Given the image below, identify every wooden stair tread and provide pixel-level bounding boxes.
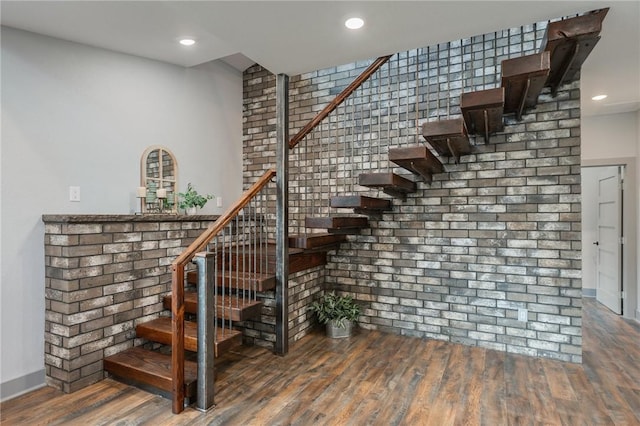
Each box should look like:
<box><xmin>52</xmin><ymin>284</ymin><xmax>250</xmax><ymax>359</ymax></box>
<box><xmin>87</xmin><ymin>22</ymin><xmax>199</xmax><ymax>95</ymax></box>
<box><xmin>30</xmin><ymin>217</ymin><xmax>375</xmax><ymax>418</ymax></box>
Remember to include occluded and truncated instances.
<box><xmin>186</xmin><ymin>270</ymin><xmax>275</xmax><ymax>292</ymax></box>
<box><xmin>163</xmin><ymin>292</ymin><xmax>263</xmax><ymax>322</ymax></box>
<box><xmin>388</xmin><ymin>146</ymin><xmax>444</xmax><ymax>182</ymax></box>
<box><xmin>330</xmin><ymin>195</ymin><xmax>392</xmax><ymax>211</ymax></box>
<box><xmin>305</xmin><ymin>216</ymin><xmax>369</xmax><ymax>232</ymax></box>
<box><xmin>461</xmin><ymin>88</ymin><xmax>505</xmax><ymax>142</ymax></box>
<box><xmin>289</xmin><ymin>233</ymin><xmax>347</xmax><ymax>250</ymax></box>
<box><xmin>186</xmin><ymin>252</ymin><xmax>325</xmax><ymax>282</ymax></box>
<box><xmin>542</xmin><ymin>8</ymin><xmax>608</xmax><ymax>95</ymax></box>
<box><xmin>501</xmin><ymin>51</ymin><xmax>550</xmax><ymax>120</ymax></box>
<box><xmin>359</xmin><ymin>172</ymin><xmax>417</xmax><ymax>198</ymax></box>
<box><xmin>136</xmin><ymin>317</ymin><xmax>242</xmax><ymax>356</ymax></box>
<box><xmin>104</xmin><ymin>347</ymin><xmax>197</xmax><ymax>398</ymax></box>
<box><xmin>421</xmin><ymin>118</ymin><xmax>471</xmax><ymax>158</ymax></box>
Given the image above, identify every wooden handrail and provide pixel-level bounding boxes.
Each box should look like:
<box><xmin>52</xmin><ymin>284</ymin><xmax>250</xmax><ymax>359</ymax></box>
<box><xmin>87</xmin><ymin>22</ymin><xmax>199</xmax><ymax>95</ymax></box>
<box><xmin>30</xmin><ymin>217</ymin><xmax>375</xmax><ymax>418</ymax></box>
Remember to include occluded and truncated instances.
<box><xmin>173</xmin><ymin>168</ymin><xmax>276</xmax><ymax>268</ymax></box>
<box><xmin>288</xmin><ymin>55</ymin><xmax>393</xmax><ymax>149</ymax></box>
<box><xmin>169</xmin><ymin>167</ymin><xmax>276</xmax><ymax>413</ymax></box>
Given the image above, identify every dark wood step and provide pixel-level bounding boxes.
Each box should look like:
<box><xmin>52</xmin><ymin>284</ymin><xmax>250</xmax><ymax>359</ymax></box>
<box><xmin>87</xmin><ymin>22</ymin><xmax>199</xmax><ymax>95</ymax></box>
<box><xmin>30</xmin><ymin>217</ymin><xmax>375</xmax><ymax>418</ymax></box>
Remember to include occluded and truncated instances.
<box><xmin>289</xmin><ymin>233</ymin><xmax>347</xmax><ymax>250</ymax></box>
<box><xmin>104</xmin><ymin>347</ymin><xmax>197</xmax><ymax>399</ymax></box>
<box><xmin>461</xmin><ymin>88</ymin><xmax>505</xmax><ymax>143</ymax></box>
<box><xmin>163</xmin><ymin>292</ymin><xmax>263</xmax><ymax>322</ymax></box>
<box><xmin>421</xmin><ymin>118</ymin><xmax>471</xmax><ymax>162</ymax></box>
<box><xmin>358</xmin><ymin>172</ymin><xmax>417</xmax><ymax>199</ymax></box>
<box><xmin>330</xmin><ymin>195</ymin><xmax>392</xmax><ymax>214</ymax></box>
<box><xmin>186</xmin><ymin>270</ymin><xmax>275</xmax><ymax>292</ymax></box>
<box><xmin>541</xmin><ymin>8</ymin><xmax>608</xmax><ymax>96</ymax></box>
<box><xmin>501</xmin><ymin>51</ymin><xmax>550</xmax><ymax>120</ymax></box>
<box><xmin>305</xmin><ymin>216</ymin><xmax>369</xmax><ymax>233</ymax></box>
<box><xmin>136</xmin><ymin>317</ymin><xmax>242</xmax><ymax>357</ymax></box>
<box><xmin>388</xmin><ymin>146</ymin><xmax>444</xmax><ymax>183</ymax></box>
<box><xmin>215</xmin><ymin>244</ymin><xmax>323</xmax><ymax>275</ymax></box>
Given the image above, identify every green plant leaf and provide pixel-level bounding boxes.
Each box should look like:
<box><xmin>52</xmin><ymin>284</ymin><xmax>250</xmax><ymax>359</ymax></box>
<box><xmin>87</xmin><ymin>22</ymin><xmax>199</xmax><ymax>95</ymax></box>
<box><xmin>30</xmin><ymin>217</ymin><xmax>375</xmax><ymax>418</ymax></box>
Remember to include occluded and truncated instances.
<box><xmin>309</xmin><ymin>291</ymin><xmax>361</xmax><ymax>328</ymax></box>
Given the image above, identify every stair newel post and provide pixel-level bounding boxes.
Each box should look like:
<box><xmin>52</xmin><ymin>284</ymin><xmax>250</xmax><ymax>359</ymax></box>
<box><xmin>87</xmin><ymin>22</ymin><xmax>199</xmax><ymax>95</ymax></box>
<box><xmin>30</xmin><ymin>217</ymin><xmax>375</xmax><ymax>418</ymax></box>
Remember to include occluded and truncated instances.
<box><xmin>193</xmin><ymin>252</ymin><xmax>216</xmax><ymax>412</ymax></box>
<box><xmin>275</xmin><ymin>73</ymin><xmax>290</xmax><ymax>355</ymax></box>
<box><xmin>170</xmin><ymin>263</ymin><xmax>185</xmax><ymax>413</ymax></box>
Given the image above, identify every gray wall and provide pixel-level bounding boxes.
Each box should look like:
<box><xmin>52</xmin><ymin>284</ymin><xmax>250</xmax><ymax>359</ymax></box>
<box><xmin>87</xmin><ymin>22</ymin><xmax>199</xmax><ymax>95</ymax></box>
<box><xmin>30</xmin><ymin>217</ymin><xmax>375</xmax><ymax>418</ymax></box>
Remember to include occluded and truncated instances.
<box><xmin>1</xmin><ymin>27</ymin><xmax>243</xmax><ymax>399</ymax></box>
<box><xmin>244</xmin><ymin>24</ymin><xmax>584</xmax><ymax>362</ymax></box>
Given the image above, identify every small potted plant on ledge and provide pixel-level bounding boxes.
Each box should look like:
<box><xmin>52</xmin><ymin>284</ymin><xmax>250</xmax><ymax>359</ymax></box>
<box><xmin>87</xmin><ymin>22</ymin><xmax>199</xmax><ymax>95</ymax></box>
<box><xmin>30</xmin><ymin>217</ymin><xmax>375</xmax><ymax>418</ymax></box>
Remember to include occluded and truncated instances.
<box><xmin>310</xmin><ymin>291</ymin><xmax>361</xmax><ymax>338</ymax></box>
<box><xmin>178</xmin><ymin>183</ymin><xmax>213</xmax><ymax>215</ymax></box>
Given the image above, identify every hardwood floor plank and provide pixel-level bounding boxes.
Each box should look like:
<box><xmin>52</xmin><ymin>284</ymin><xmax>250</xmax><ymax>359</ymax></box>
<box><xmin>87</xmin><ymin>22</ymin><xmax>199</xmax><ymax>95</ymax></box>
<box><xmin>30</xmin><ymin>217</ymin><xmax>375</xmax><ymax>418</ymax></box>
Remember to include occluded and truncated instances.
<box><xmin>2</xmin><ymin>300</ymin><xmax>639</xmax><ymax>425</ymax></box>
<box><xmin>480</xmin><ymin>349</ymin><xmax>507</xmax><ymax>424</ymax></box>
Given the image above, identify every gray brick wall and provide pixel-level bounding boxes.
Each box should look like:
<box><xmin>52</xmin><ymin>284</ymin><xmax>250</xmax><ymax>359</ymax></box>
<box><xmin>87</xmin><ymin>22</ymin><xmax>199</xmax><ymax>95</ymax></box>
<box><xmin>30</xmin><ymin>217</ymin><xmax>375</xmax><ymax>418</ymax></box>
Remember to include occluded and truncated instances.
<box><xmin>244</xmin><ymin>21</ymin><xmax>583</xmax><ymax>362</ymax></box>
<box><xmin>43</xmin><ymin>215</ymin><xmax>218</xmax><ymax>392</ymax></box>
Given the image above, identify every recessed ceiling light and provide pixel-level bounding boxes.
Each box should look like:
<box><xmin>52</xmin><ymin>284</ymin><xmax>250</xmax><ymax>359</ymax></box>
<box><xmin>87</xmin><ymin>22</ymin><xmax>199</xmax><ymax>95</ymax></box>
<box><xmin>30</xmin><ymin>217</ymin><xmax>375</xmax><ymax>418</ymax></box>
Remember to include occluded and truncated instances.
<box><xmin>179</xmin><ymin>38</ymin><xmax>196</xmax><ymax>46</ymax></box>
<box><xmin>345</xmin><ymin>17</ymin><xmax>364</xmax><ymax>30</ymax></box>
<box><xmin>591</xmin><ymin>94</ymin><xmax>607</xmax><ymax>101</ymax></box>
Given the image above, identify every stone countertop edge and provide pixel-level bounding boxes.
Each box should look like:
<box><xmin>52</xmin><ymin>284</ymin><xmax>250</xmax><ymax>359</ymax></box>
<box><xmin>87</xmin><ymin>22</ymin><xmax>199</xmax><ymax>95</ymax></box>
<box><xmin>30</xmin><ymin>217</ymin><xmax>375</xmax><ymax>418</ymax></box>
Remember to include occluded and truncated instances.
<box><xmin>42</xmin><ymin>214</ymin><xmax>221</xmax><ymax>223</ymax></box>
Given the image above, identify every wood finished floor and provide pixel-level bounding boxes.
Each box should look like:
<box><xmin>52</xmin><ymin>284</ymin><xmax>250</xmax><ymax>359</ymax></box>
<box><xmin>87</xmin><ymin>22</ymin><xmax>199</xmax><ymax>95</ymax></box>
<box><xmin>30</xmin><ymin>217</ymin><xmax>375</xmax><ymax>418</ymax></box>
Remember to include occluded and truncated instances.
<box><xmin>2</xmin><ymin>298</ymin><xmax>639</xmax><ymax>425</ymax></box>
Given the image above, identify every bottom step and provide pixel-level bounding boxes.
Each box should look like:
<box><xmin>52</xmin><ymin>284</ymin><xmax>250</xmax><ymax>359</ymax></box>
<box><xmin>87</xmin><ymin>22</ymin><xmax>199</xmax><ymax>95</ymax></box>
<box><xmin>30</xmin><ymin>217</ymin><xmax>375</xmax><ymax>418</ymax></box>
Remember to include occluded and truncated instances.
<box><xmin>104</xmin><ymin>346</ymin><xmax>197</xmax><ymax>398</ymax></box>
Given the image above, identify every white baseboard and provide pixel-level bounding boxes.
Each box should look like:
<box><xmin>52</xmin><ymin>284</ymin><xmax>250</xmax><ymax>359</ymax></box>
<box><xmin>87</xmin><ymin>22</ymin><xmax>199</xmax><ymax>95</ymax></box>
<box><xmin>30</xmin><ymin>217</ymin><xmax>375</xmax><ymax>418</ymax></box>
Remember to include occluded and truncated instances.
<box><xmin>0</xmin><ymin>369</ymin><xmax>45</xmax><ymax>402</ymax></box>
<box><xmin>582</xmin><ymin>288</ymin><xmax>596</xmax><ymax>298</ymax></box>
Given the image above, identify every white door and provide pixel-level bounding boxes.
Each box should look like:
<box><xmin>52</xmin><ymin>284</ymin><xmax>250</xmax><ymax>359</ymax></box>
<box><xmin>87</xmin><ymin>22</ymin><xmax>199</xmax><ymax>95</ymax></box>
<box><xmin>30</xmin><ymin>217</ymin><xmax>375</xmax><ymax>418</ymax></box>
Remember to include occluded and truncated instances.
<box><xmin>595</xmin><ymin>166</ymin><xmax>623</xmax><ymax>314</ymax></box>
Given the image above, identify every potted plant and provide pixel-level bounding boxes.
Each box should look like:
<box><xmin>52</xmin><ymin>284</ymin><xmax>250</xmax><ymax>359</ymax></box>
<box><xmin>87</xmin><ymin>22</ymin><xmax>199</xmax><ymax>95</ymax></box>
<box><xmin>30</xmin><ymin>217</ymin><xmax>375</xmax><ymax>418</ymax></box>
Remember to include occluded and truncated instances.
<box><xmin>310</xmin><ymin>291</ymin><xmax>361</xmax><ymax>338</ymax></box>
<box><xmin>178</xmin><ymin>183</ymin><xmax>213</xmax><ymax>215</ymax></box>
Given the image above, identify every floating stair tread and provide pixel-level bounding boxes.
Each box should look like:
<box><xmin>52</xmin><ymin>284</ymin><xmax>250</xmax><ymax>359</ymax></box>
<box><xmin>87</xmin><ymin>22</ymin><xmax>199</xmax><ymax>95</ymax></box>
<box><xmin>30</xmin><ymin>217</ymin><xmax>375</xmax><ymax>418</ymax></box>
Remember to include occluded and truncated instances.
<box><xmin>330</xmin><ymin>195</ymin><xmax>392</xmax><ymax>211</ymax></box>
<box><xmin>305</xmin><ymin>216</ymin><xmax>369</xmax><ymax>230</ymax></box>
<box><xmin>103</xmin><ymin>347</ymin><xmax>197</xmax><ymax>398</ymax></box>
<box><xmin>359</xmin><ymin>172</ymin><xmax>417</xmax><ymax>199</ymax></box>
<box><xmin>388</xmin><ymin>146</ymin><xmax>444</xmax><ymax>182</ymax></box>
<box><xmin>163</xmin><ymin>292</ymin><xmax>263</xmax><ymax>322</ymax></box>
<box><xmin>186</xmin><ymin>248</ymin><xmax>325</xmax><ymax>279</ymax></box>
<box><xmin>186</xmin><ymin>270</ymin><xmax>275</xmax><ymax>292</ymax></box>
<box><xmin>136</xmin><ymin>317</ymin><xmax>242</xmax><ymax>356</ymax></box>
<box><xmin>359</xmin><ymin>172</ymin><xmax>417</xmax><ymax>193</ymax></box>
<box><xmin>461</xmin><ymin>88</ymin><xmax>505</xmax><ymax>139</ymax></box>
<box><xmin>542</xmin><ymin>8</ymin><xmax>608</xmax><ymax>92</ymax></box>
<box><xmin>421</xmin><ymin>118</ymin><xmax>471</xmax><ymax>157</ymax></box>
<box><xmin>501</xmin><ymin>51</ymin><xmax>550</xmax><ymax>116</ymax></box>
<box><xmin>289</xmin><ymin>233</ymin><xmax>347</xmax><ymax>250</ymax></box>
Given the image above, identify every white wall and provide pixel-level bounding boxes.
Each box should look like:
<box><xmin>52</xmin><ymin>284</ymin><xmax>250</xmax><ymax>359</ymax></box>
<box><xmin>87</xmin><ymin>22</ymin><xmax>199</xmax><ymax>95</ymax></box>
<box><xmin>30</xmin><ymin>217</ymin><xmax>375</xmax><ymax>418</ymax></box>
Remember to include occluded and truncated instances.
<box><xmin>637</xmin><ymin>110</ymin><xmax>640</xmax><ymax>320</ymax></box>
<box><xmin>582</xmin><ymin>110</ymin><xmax>639</xmax><ymax>321</ymax></box>
<box><xmin>0</xmin><ymin>27</ymin><xmax>243</xmax><ymax>398</ymax></box>
<box><xmin>582</xmin><ymin>112</ymin><xmax>638</xmax><ymax>160</ymax></box>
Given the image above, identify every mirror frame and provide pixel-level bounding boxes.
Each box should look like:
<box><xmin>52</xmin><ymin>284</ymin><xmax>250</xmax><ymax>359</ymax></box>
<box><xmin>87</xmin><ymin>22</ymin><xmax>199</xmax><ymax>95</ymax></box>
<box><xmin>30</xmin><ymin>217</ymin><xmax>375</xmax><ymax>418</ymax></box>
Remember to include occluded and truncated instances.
<box><xmin>140</xmin><ymin>145</ymin><xmax>178</xmax><ymax>213</ymax></box>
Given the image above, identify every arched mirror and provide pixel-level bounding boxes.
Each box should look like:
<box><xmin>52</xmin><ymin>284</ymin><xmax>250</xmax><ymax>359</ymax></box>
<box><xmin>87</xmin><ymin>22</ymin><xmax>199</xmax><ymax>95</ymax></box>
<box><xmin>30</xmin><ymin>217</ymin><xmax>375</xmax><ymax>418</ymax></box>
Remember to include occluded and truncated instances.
<box><xmin>140</xmin><ymin>146</ymin><xmax>178</xmax><ymax>213</ymax></box>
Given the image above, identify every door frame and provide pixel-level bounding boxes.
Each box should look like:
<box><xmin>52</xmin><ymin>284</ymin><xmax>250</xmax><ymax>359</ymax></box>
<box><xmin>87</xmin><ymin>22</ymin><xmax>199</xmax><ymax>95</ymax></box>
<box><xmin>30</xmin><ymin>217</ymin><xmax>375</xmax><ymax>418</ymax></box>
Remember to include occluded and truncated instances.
<box><xmin>582</xmin><ymin>157</ymin><xmax>637</xmax><ymax>321</ymax></box>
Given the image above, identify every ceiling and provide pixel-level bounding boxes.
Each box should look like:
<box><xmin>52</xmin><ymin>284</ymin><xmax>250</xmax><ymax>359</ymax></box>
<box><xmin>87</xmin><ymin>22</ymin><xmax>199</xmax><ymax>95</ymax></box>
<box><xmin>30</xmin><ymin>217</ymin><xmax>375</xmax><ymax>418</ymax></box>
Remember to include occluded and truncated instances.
<box><xmin>1</xmin><ymin>1</ymin><xmax>638</xmax><ymax>117</ymax></box>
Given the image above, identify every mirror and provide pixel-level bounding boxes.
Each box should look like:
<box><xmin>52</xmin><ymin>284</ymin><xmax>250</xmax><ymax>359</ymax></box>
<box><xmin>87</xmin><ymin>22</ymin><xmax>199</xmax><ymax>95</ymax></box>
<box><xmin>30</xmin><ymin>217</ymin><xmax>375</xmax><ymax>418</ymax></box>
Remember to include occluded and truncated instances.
<box><xmin>141</xmin><ymin>146</ymin><xmax>178</xmax><ymax>213</ymax></box>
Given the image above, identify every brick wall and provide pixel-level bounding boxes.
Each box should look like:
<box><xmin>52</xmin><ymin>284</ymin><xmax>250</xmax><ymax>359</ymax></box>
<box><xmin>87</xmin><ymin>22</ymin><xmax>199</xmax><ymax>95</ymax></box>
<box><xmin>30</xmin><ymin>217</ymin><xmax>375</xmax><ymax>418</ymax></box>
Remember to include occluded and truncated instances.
<box><xmin>43</xmin><ymin>215</ymin><xmax>218</xmax><ymax>392</ymax></box>
<box><xmin>243</xmin><ymin>22</ymin><xmax>583</xmax><ymax>362</ymax></box>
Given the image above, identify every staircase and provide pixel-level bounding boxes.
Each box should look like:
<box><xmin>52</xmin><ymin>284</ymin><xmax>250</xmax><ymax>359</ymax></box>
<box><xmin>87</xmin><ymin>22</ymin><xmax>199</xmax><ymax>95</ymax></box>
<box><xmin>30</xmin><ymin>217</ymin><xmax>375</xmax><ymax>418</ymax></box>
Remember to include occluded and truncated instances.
<box><xmin>104</xmin><ymin>241</ymin><xmax>328</xmax><ymax>395</ymax></box>
<box><xmin>102</xmin><ymin>7</ymin><xmax>606</xmax><ymax>415</ymax></box>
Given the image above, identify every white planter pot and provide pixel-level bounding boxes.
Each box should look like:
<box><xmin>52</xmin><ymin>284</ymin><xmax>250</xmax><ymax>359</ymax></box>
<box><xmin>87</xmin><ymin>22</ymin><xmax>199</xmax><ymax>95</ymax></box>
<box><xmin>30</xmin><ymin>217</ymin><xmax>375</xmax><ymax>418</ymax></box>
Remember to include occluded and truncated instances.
<box><xmin>326</xmin><ymin>319</ymin><xmax>354</xmax><ymax>338</ymax></box>
<box><xmin>185</xmin><ymin>206</ymin><xmax>197</xmax><ymax>215</ymax></box>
